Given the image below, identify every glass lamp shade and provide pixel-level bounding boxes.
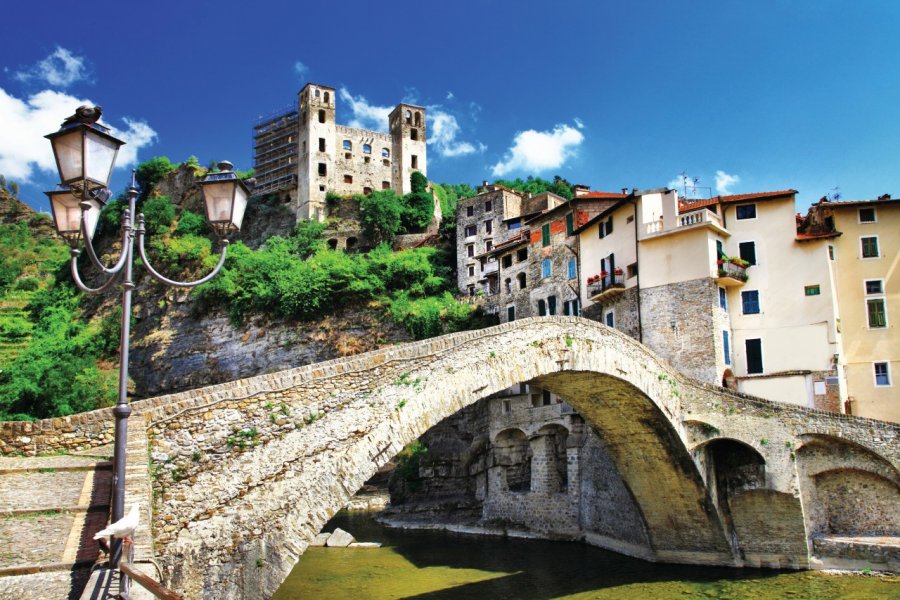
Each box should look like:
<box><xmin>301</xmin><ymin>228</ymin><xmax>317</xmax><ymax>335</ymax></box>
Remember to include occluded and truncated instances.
<box><xmin>45</xmin><ymin>189</ymin><xmax>103</xmax><ymax>243</ymax></box>
<box><xmin>45</xmin><ymin>123</ymin><xmax>124</xmax><ymax>191</ymax></box>
<box><xmin>199</xmin><ymin>167</ymin><xmax>250</xmax><ymax>235</ymax></box>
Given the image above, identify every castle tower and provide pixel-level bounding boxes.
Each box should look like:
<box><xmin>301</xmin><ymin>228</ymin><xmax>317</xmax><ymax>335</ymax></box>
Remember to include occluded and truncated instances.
<box><xmin>297</xmin><ymin>83</ymin><xmax>336</xmax><ymax>221</ymax></box>
<box><xmin>389</xmin><ymin>104</ymin><xmax>427</xmax><ymax>195</ymax></box>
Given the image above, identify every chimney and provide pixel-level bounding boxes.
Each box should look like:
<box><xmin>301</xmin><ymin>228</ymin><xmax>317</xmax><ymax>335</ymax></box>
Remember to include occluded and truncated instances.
<box><xmin>621</xmin><ymin>188</ymin><xmax>628</xmax><ymax>195</ymax></box>
<box><xmin>573</xmin><ymin>184</ymin><xmax>590</xmax><ymax>197</ymax></box>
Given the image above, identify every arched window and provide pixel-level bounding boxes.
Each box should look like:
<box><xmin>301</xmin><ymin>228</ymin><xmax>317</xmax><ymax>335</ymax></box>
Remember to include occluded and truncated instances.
<box><xmin>323</xmin><ymin>91</ymin><xmax>330</xmax><ymax>103</ymax></box>
<box><xmin>494</xmin><ymin>429</ymin><xmax>531</xmax><ymax>493</ymax></box>
<box><xmin>314</xmin><ymin>88</ymin><xmax>320</xmax><ymax>97</ymax></box>
<box><xmin>405</xmin><ymin>109</ymin><xmax>412</xmax><ymax>123</ymax></box>
<box><xmin>382</xmin><ymin>148</ymin><xmax>390</xmax><ymax>158</ymax></box>
<box><xmin>363</xmin><ymin>144</ymin><xmax>372</xmax><ymax>154</ymax></box>
<box><xmin>346</xmin><ymin>237</ymin><xmax>358</xmax><ymax>250</ymax></box>
<box><xmin>343</xmin><ymin>139</ymin><xmax>352</xmax><ymax>150</ymax></box>
<box><xmin>517</xmin><ymin>272</ymin><xmax>527</xmax><ymax>289</ymax></box>
<box><xmin>410</xmin><ymin>128</ymin><xmax>419</xmax><ymax>141</ymax></box>
<box><xmin>327</xmin><ymin>238</ymin><xmax>338</xmax><ymax>250</ymax></box>
<box><xmin>415</xmin><ymin>112</ymin><xmax>422</xmax><ymax>126</ymax></box>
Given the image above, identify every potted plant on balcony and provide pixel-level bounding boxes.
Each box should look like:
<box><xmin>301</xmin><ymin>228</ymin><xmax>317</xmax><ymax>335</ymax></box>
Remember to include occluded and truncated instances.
<box><xmin>600</xmin><ymin>270</ymin><xmax>609</xmax><ymax>279</ymax></box>
<box><xmin>613</xmin><ymin>267</ymin><xmax>623</xmax><ymax>276</ymax></box>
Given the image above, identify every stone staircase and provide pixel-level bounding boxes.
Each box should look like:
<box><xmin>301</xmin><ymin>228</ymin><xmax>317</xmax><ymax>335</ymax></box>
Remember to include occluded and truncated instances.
<box><xmin>0</xmin><ymin>444</ymin><xmax>113</xmax><ymax>599</ymax></box>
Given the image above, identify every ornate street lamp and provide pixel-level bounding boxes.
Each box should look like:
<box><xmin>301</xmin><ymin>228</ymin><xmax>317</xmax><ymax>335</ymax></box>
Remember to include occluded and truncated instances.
<box><xmin>44</xmin><ymin>109</ymin><xmax>247</xmax><ymax>583</ymax></box>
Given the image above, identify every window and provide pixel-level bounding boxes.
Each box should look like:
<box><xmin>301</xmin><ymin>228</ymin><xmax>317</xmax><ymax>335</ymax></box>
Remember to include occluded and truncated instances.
<box><xmin>517</xmin><ymin>272</ymin><xmax>527</xmax><ymax>289</ymax></box>
<box><xmin>867</xmin><ymin>298</ymin><xmax>887</xmax><ymax>328</ymax></box>
<box><xmin>382</xmin><ymin>181</ymin><xmax>390</xmax><ymax>190</ymax></box>
<box><xmin>345</xmin><ymin>152</ymin><xmax>352</xmax><ymax>160</ymax></box>
<box><xmin>538</xmin><ymin>299</ymin><xmax>547</xmax><ymax>316</ymax></box>
<box><xmin>502</xmin><ymin>400</ymin><xmax>511</xmax><ymax>414</ymax></box>
<box><xmin>568</xmin><ymin>258</ymin><xmax>577</xmax><ymax>279</ymax></box>
<box><xmin>517</xmin><ymin>248</ymin><xmax>528</xmax><ymax>262</ymax></box>
<box><xmin>805</xmin><ymin>285</ymin><xmax>821</xmax><ymax>296</ymax></box>
<box><xmin>547</xmin><ymin>296</ymin><xmax>557</xmax><ymax>315</ymax></box>
<box><xmin>468</xmin><ymin>285</ymin><xmax>475</xmax><ymax>297</ymax></box>
<box><xmin>467</xmin><ymin>265</ymin><xmax>475</xmax><ymax>277</ymax></box>
<box><xmin>741</xmin><ymin>290</ymin><xmax>760</xmax><ymax>314</ymax></box>
<box><xmin>318</xmin><ymin>163</ymin><xmax>326</xmax><ymax>176</ymax></box>
<box><xmin>541</xmin><ymin>258</ymin><xmax>552</xmax><ymax>278</ymax></box>
<box><xmin>343</xmin><ymin>174</ymin><xmax>353</xmax><ymax>184</ymax></box>
<box><xmin>723</xmin><ymin>330</ymin><xmax>731</xmax><ymax>365</ymax></box>
<box><xmin>318</xmin><ymin>138</ymin><xmax>326</xmax><ymax>152</ymax></box>
<box><xmin>738</xmin><ymin>241</ymin><xmax>757</xmax><ymax>265</ymax></box>
<box><xmin>410</xmin><ymin>128</ymin><xmax>419</xmax><ymax>141</ymax></box>
<box><xmin>504</xmin><ymin>278</ymin><xmax>512</xmax><ymax>293</ymax></box>
<box><xmin>485</xmin><ymin>200</ymin><xmax>492</xmax><ymax>212</ymax></box>
<box><xmin>486</xmin><ymin>240</ymin><xmax>493</xmax><ymax>252</ymax></box>
<box><xmin>318</xmin><ymin>110</ymin><xmax>326</xmax><ymax>123</ymax></box>
<box><xmin>563</xmin><ymin>299</ymin><xmax>579</xmax><ymax>316</ymax></box>
<box><xmin>565</xmin><ymin>213</ymin><xmax>574</xmax><ymax>236</ymax></box>
<box><xmin>508</xmin><ymin>219</ymin><xmax>522</xmax><ymax>230</ymax></box>
<box><xmin>466</xmin><ymin>205</ymin><xmax>474</xmax><ymax>217</ymax></box>
<box><xmin>363</xmin><ymin>187</ymin><xmax>372</xmax><ymax>195</ymax></box>
<box><xmin>626</xmin><ymin>215</ymin><xmax>634</xmax><ymax>224</ymax></box>
<box><xmin>323</xmin><ymin>91</ymin><xmax>330</xmax><ymax>103</ymax></box>
<box><xmin>866</xmin><ymin>280</ymin><xmax>884</xmax><ymax>294</ymax></box>
<box><xmin>828</xmin><ymin>245</ymin><xmax>834</xmax><ymax>260</ymax></box>
<box><xmin>605</xmin><ymin>217</ymin><xmax>613</xmax><ymax>235</ymax></box>
<box><xmin>382</xmin><ymin>148</ymin><xmax>390</xmax><ymax>158</ymax></box>
<box><xmin>464</xmin><ymin>224</ymin><xmax>477</xmax><ymax>237</ymax></box>
<box><xmin>719</xmin><ymin>287</ymin><xmax>727</xmax><ymax>310</ymax></box>
<box><xmin>485</xmin><ymin>220</ymin><xmax>493</xmax><ymax>234</ymax></box>
<box><xmin>363</xmin><ymin>144</ymin><xmax>372</xmax><ymax>154</ymax></box>
<box><xmin>861</xmin><ymin>236</ymin><xmax>879</xmax><ymax>258</ymax></box>
<box><xmin>745</xmin><ymin>338</ymin><xmax>763</xmax><ymax>374</ymax></box>
<box><xmin>467</xmin><ymin>244</ymin><xmax>475</xmax><ymax>257</ymax></box>
<box><xmin>627</xmin><ymin>263</ymin><xmax>638</xmax><ymax>279</ymax></box>
<box><xmin>736</xmin><ymin>204</ymin><xmax>757</xmax><ymax>220</ymax></box>
<box><xmin>343</xmin><ymin>139</ymin><xmax>352</xmax><ymax>151</ymax></box>
<box><xmin>874</xmin><ymin>362</ymin><xmax>891</xmax><ymax>386</ymax></box>
<box><xmin>598</xmin><ymin>218</ymin><xmax>613</xmax><ymax>238</ymax></box>
<box><xmin>605</xmin><ymin>310</ymin><xmax>614</xmax><ymax>327</ymax></box>
<box><xmin>502</xmin><ymin>255</ymin><xmax>512</xmax><ymax>268</ymax></box>
<box><xmin>859</xmin><ymin>207</ymin><xmax>876</xmax><ymax>223</ymax></box>
<box><xmin>542</xmin><ymin>223</ymin><xmax>550</xmax><ymax>247</ymax></box>
<box><xmin>507</xmin><ymin>305</ymin><xmax>515</xmax><ymax>322</ymax></box>
<box><xmin>542</xmin><ymin>390</ymin><xmax>552</xmax><ymax>406</ymax></box>
<box><xmin>314</xmin><ymin>89</ymin><xmax>319</xmax><ymax>97</ymax></box>
<box><xmin>411</xmin><ymin>155</ymin><xmax>418</xmax><ymax>169</ymax></box>
<box><xmin>716</xmin><ymin>239</ymin><xmax>725</xmax><ymax>259</ymax></box>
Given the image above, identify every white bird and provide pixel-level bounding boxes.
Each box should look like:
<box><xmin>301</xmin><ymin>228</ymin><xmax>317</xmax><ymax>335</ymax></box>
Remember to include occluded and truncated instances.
<box><xmin>94</xmin><ymin>503</ymin><xmax>141</xmax><ymax>543</ymax></box>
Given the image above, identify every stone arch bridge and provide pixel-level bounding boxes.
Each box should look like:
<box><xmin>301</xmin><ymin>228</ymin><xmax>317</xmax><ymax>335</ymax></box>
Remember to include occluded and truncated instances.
<box><xmin>3</xmin><ymin>317</ymin><xmax>898</xmax><ymax>599</ymax></box>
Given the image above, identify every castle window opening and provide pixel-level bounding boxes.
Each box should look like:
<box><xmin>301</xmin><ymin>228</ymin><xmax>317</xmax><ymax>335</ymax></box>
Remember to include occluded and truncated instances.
<box><xmin>363</xmin><ymin>187</ymin><xmax>372</xmax><ymax>195</ymax></box>
<box><xmin>343</xmin><ymin>139</ymin><xmax>352</xmax><ymax>150</ymax></box>
<box><xmin>467</xmin><ymin>244</ymin><xmax>475</xmax><ymax>257</ymax></box>
<box><xmin>382</xmin><ymin>148</ymin><xmax>390</xmax><ymax>157</ymax></box>
<box><xmin>484</xmin><ymin>220</ymin><xmax>493</xmax><ymax>234</ymax></box>
<box><xmin>505</xmin><ymin>277</ymin><xmax>512</xmax><ymax>293</ymax></box>
<box><xmin>382</xmin><ymin>181</ymin><xmax>390</xmax><ymax>189</ymax></box>
<box><xmin>415</xmin><ymin>111</ymin><xmax>422</xmax><ymax>126</ymax></box>
<box><xmin>327</xmin><ymin>238</ymin><xmax>338</xmax><ymax>250</ymax></box>
<box><xmin>465</xmin><ymin>224</ymin><xmax>477</xmax><ymax>237</ymax></box>
<box><xmin>502</xmin><ymin>255</ymin><xmax>513</xmax><ymax>268</ymax></box>
<box><xmin>468</xmin><ymin>265</ymin><xmax>475</xmax><ymax>277</ymax></box>
<box><xmin>411</xmin><ymin>155</ymin><xmax>418</xmax><ymax>168</ymax></box>
<box><xmin>466</xmin><ymin>205</ymin><xmax>474</xmax><ymax>217</ymax></box>
<box><xmin>405</xmin><ymin>109</ymin><xmax>412</xmax><ymax>123</ymax></box>
<box><xmin>344</xmin><ymin>175</ymin><xmax>353</xmax><ymax>184</ymax></box>
<box><xmin>318</xmin><ymin>110</ymin><xmax>326</xmax><ymax>123</ymax></box>
<box><xmin>411</xmin><ymin>128</ymin><xmax>419</xmax><ymax>141</ymax></box>
<box><xmin>486</xmin><ymin>240</ymin><xmax>493</xmax><ymax>252</ymax></box>
<box><xmin>364</xmin><ymin>156</ymin><xmax>371</xmax><ymax>164</ymax></box>
<box><xmin>517</xmin><ymin>272</ymin><xmax>527</xmax><ymax>289</ymax></box>
<box><xmin>319</xmin><ymin>185</ymin><xmax>325</xmax><ymax>192</ymax></box>
<box><xmin>383</xmin><ymin>159</ymin><xmax>390</xmax><ymax>166</ymax></box>
<box><xmin>318</xmin><ymin>138</ymin><xmax>325</xmax><ymax>152</ymax></box>
<box><xmin>517</xmin><ymin>248</ymin><xmax>527</xmax><ymax>262</ymax></box>
<box><xmin>323</xmin><ymin>91</ymin><xmax>330</xmax><ymax>103</ymax></box>
<box><xmin>314</xmin><ymin>89</ymin><xmax>320</xmax><ymax>97</ymax></box>
<box><xmin>485</xmin><ymin>200</ymin><xmax>492</xmax><ymax>212</ymax></box>
<box><xmin>345</xmin><ymin>153</ymin><xmax>352</xmax><ymax>159</ymax></box>
<box><xmin>318</xmin><ymin>163</ymin><xmax>327</xmax><ymax>176</ymax></box>
<box><xmin>346</xmin><ymin>237</ymin><xmax>358</xmax><ymax>250</ymax></box>
<box><xmin>363</xmin><ymin>144</ymin><xmax>372</xmax><ymax>154</ymax></box>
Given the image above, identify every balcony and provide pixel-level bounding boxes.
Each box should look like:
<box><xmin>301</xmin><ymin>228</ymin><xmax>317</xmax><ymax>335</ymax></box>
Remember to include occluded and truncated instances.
<box><xmin>716</xmin><ymin>260</ymin><xmax>748</xmax><ymax>286</ymax></box>
<box><xmin>481</xmin><ymin>260</ymin><xmax>498</xmax><ymax>275</ymax></box>
<box><xmin>642</xmin><ymin>208</ymin><xmax>727</xmax><ymax>239</ymax></box>
<box><xmin>587</xmin><ymin>273</ymin><xmax>625</xmax><ymax>302</ymax></box>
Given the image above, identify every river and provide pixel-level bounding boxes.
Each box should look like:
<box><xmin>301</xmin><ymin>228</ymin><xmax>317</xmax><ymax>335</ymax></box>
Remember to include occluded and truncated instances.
<box><xmin>272</xmin><ymin>511</ymin><xmax>897</xmax><ymax>599</ymax></box>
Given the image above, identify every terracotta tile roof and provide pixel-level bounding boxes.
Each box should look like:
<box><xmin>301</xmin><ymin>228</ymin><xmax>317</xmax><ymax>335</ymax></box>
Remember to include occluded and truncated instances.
<box><xmin>679</xmin><ymin>190</ymin><xmax>797</xmax><ymax>213</ymax></box>
<box><xmin>577</xmin><ymin>191</ymin><xmax>629</xmax><ymax>199</ymax></box>
<box><xmin>484</xmin><ymin>233</ymin><xmax>529</xmax><ymax>257</ymax></box>
<box><xmin>795</xmin><ymin>231</ymin><xmax>842</xmax><ymax>242</ymax></box>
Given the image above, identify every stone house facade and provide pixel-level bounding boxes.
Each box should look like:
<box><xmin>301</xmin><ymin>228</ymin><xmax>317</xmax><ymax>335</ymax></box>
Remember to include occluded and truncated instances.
<box><xmin>253</xmin><ymin>83</ymin><xmax>427</xmax><ymax>222</ymax></box>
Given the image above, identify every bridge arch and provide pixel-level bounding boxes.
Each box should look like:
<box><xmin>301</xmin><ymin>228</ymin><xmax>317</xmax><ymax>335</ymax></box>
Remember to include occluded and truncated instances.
<box><xmin>137</xmin><ymin>317</ymin><xmax>900</xmax><ymax>598</ymax></box>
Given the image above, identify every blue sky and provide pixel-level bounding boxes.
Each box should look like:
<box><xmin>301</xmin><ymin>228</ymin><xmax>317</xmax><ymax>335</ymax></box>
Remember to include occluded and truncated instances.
<box><xmin>2</xmin><ymin>0</ymin><xmax>899</xmax><ymax>214</ymax></box>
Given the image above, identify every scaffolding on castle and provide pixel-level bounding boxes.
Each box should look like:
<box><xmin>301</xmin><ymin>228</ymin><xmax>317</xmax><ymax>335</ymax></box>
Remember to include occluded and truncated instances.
<box><xmin>252</xmin><ymin>106</ymin><xmax>299</xmax><ymax>197</ymax></box>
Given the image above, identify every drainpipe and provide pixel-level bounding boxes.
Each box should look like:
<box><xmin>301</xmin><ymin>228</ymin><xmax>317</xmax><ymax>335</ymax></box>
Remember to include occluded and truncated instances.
<box><xmin>632</xmin><ymin>195</ymin><xmax>643</xmax><ymax>343</ymax></box>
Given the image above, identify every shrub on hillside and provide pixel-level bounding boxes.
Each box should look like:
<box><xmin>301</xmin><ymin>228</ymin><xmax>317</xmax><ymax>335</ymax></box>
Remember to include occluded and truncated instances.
<box><xmin>360</xmin><ymin>190</ymin><xmax>404</xmax><ymax>244</ymax></box>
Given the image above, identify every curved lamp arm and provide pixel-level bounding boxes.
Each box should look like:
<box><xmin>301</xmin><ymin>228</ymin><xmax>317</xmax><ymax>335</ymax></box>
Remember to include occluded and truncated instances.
<box><xmin>70</xmin><ymin>249</ymin><xmax>123</xmax><ymax>294</ymax></box>
<box><xmin>136</xmin><ymin>217</ymin><xmax>229</xmax><ymax>288</ymax></box>
<box><xmin>80</xmin><ymin>203</ymin><xmax>131</xmax><ymax>276</ymax></box>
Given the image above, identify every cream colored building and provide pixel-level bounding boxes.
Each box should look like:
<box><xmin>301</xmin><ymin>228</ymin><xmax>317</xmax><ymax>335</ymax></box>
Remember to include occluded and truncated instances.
<box><xmin>801</xmin><ymin>196</ymin><xmax>899</xmax><ymax>422</ymax></box>
<box><xmin>577</xmin><ymin>188</ymin><xmax>844</xmax><ymax>411</ymax></box>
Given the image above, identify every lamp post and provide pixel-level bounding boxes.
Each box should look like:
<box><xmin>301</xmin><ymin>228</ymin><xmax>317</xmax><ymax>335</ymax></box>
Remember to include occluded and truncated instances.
<box><xmin>44</xmin><ymin>116</ymin><xmax>248</xmax><ymax>574</ymax></box>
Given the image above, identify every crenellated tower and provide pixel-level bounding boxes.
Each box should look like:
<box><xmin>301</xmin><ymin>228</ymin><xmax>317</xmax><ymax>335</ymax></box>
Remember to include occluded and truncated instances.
<box><xmin>297</xmin><ymin>83</ymin><xmax>336</xmax><ymax>221</ymax></box>
<box><xmin>389</xmin><ymin>104</ymin><xmax>427</xmax><ymax>195</ymax></box>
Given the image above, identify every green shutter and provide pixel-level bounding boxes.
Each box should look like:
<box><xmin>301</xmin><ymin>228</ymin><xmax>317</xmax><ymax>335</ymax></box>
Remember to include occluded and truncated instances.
<box><xmin>542</xmin><ymin>223</ymin><xmax>550</xmax><ymax>247</ymax></box>
<box><xmin>566</xmin><ymin>213</ymin><xmax>574</xmax><ymax>236</ymax></box>
<box><xmin>868</xmin><ymin>299</ymin><xmax>886</xmax><ymax>327</ymax></box>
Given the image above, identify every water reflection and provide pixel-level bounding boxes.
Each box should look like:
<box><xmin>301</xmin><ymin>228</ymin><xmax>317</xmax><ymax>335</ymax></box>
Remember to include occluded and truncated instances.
<box><xmin>272</xmin><ymin>511</ymin><xmax>897</xmax><ymax>600</ymax></box>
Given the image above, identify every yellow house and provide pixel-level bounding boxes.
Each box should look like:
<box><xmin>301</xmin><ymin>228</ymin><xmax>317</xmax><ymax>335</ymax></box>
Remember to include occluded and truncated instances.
<box><xmin>802</xmin><ymin>196</ymin><xmax>899</xmax><ymax>422</ymax></box>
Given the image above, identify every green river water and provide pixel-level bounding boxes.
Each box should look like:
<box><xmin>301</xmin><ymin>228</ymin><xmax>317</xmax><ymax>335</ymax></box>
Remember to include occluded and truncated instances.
<box><xmin>272</xmin><ymin>512</ymin><xmax>898</xmax><ymax>599</ymax></box>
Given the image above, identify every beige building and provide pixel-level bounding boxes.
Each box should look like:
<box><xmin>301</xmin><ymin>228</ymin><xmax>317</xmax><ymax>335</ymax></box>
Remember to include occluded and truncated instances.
<box><xmin>253</xmin><ymin>83</ymin><xmax>427</xmax><ymax>222</ymax></box>
<box><xmin>578</xmin><ymin>188</ymin><xmax>844</xmax><ymax>411</ymax></box>
<box><xmin>801</xmin><ymin>196</ymin><xmax>899</xmax><ymax>422</ymax></box>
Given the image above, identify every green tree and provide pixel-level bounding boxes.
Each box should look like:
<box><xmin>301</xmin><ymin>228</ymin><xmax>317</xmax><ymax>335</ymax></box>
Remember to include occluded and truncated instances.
<box><xmin>360</xmin><ymin>190</ymin><xmax>404</xmax><ymax>244</ymax></box>
<box><xmin>141</xmin><ymin>195</ymin><xmax>176</xmax><ymax>235</ymax></box>
<box><xmin>292</xmin><ymin>219</ymin><xmax>327</xmax><ymax>258</ymax></box>
<box><xmin>135</xmin><ymin>156</ymin><xmax>177</xmax><ymax>201</ymax></box>
<box><xmin>175</xmin><ymin>210</ymin><xmax>209</xmax><ymax>236</ymax></box>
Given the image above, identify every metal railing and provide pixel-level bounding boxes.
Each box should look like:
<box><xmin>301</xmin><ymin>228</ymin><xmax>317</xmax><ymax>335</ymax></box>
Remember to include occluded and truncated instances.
<box><xmin>118</xmin><ymin>539</ymin><xmax>184</xmax><ymax>600</ymax></box>
<box><xmin>587</xmin><ymin>273</ymin><xmax>625</xmax><ymax>297</ymax></box>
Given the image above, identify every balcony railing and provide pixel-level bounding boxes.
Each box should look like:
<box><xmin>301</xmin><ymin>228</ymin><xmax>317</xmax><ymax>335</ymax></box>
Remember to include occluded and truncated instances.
<box><xmin>716</xmin><ymin>260</ymin><xmax>748</xmax><ymax>286</ymax></box>
<box><xmin>643</xmin><ymin>208</ymin><xmax>723</xmax><ymax>237</ymax></box>
<box><xmin>587</xmin><ymin>273</ymin><xmax>625</xmax><ymax>301</ymax></box>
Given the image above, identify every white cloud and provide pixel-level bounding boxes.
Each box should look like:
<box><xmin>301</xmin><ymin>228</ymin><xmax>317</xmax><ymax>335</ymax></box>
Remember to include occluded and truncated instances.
<box><xmin>491</xmin><ymin>123</ymin><xmax>584</xmax><ymax>177</ymax></box>
<box><xmin>574</xmin><ymin>117</ymin><xmax>584</xmax><ymax>129</ymax></box>
<box><xmin>446</xmin><ymin>91</ymin><xmax>455</xmax><ymax>100</ymax></box>
<box><xmin>715</xmin><ymin>170</ymin><xmax>741</xmax><ymax>195</ymax></box>
<box><xmin>294</xmin><ymin>61</ymin><xmax>309</xmax><ymax>80</ymax></box>
<box><xmin>0</xmin><ymin>88</ymin><xmax>157</xmax><ymax>183</ymax></box>
<box><xmin>427</xmin><ymin>109</ymin><xmax>485</xmax><ymax>158</ymax></box>
<box><xmin>14</xmin><ymin>47</ymin><xmax>90</xmax><ymax>88</ymax></box>
<box><xmin>338</xmin><ymin>87</ymin><xmax>392</xmax><ymax>132</ymax></box>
